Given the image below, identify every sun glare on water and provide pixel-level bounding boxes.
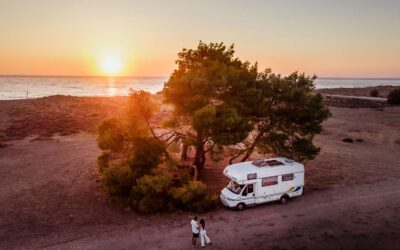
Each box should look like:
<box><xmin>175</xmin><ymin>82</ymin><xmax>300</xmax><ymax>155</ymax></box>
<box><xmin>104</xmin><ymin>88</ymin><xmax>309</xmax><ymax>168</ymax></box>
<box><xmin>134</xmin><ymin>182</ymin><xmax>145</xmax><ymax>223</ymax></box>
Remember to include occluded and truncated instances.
<box><xmin>100</xmin><ymin>54</ymin><xmax>122</xmax><ymax>76</ymax></box>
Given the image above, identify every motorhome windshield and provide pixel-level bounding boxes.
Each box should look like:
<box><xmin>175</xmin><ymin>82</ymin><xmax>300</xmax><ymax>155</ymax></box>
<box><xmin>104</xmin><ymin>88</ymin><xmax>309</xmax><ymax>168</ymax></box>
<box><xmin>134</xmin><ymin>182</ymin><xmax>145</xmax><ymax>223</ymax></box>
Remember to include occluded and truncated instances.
<box><xmin>226</xmin><ymin>180</ymin><xmax>244</xmax><ymax>194</ymax></box>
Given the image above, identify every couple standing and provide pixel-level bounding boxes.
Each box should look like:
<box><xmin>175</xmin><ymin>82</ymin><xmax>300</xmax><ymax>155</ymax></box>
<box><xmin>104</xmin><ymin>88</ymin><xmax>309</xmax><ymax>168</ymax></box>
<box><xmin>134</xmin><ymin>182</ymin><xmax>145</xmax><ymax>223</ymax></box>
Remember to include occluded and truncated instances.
<box><xmin>191</xmin><ymin>216</ymin><xmax>212</xmax><ymax>248</ymax></box>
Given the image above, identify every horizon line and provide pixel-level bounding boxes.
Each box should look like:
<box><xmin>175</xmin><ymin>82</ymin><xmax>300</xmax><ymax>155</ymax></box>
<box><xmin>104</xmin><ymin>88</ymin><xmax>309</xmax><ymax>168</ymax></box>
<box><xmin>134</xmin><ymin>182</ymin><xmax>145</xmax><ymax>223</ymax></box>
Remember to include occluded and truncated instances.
<box><xmin>1</xmin><ymin>74</ymin><xmax>400</xmax><ymax>80</ymax></box>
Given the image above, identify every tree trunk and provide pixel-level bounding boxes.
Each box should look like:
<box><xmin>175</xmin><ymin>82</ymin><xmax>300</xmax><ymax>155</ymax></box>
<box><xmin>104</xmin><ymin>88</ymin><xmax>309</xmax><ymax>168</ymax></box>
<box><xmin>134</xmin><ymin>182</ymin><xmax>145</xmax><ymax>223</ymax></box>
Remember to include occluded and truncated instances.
<box><xmin>181</xmin><ymin>143</ymin><xmax>189</xmax><ymax>160</ymax></box>
<box><xmin>240</xmin><ymin>148</ymin><xmax>254</xmax><ymax>162</ymax></box>
<box><xmin>192</xmin><ymin>164</ymin><xmax>198</xmax><ymax>181</ymax></box>
<box><xmin>193</xmin><ymin>131</ymin><xmax>207</xmax><ymax>169</ymax></box>
<box><xmin>239</xmin><ymin>132</ymin><xmax>264</xmax><ymax>162</ymax></box>
<box><xmin>193</xmin><ymin>144</ymin><xmax>206</xmax><ymax>169</ymax></box>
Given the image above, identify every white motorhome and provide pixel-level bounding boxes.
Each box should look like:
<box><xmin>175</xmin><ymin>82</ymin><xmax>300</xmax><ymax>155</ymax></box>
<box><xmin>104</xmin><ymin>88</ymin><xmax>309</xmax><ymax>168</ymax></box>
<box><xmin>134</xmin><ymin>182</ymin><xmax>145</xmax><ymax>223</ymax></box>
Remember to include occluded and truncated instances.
<box><xmin>220</xmin><ymin>157</ymin><xmax>304</xmax><ymax>210</ymax></box>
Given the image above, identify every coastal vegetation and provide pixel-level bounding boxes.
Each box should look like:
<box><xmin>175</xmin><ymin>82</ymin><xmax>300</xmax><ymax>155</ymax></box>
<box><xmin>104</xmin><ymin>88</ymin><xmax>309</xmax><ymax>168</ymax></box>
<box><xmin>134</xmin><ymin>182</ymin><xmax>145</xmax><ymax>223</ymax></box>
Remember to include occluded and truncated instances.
<box><xmin>387</xmin><ymin>88</ymin><xmax>400</xmax><ymax>105</ymax></box>
<box><xmin>369</xmin><ymin>89</ymin><xmax>379</xmax><ymax>97</ymax></box>
<box><xmin>96</xmin><ymin>41</ymin><xmax>331</xmax><ymax>212</ymax></box>
<box><xmin>97</xmin><ymin>90</ymin><xmax>217</xmax><ymax>212</ymax></box>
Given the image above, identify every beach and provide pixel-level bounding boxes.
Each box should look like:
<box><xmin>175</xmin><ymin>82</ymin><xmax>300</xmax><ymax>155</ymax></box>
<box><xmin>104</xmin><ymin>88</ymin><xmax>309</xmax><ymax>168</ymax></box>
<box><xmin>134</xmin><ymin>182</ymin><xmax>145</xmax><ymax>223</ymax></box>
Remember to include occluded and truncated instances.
<box><xmin>0</xmin><ymin>86</ymin><xmax>399</xmax><ymax>249</ymax></box>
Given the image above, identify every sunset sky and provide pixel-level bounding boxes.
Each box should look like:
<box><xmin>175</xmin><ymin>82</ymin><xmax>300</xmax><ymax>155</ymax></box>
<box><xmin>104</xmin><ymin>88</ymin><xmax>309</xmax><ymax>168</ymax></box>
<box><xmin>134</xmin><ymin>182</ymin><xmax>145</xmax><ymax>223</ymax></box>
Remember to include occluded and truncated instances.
<box><xmin>0</xmin><ymin>0</ymin><xmax>399</xmax><ymax>77</ymax></box>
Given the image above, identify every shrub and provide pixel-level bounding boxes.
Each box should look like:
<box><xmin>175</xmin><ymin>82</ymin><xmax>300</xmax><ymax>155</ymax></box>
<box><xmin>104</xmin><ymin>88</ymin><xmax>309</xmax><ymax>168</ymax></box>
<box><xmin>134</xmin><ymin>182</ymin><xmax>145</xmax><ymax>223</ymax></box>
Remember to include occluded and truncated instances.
<box><xmin>102</xmin><ymin>164</ymin><xmax>135</xmax><ymax>196</ymax></box>
<box><xmin>170</xmin><ymin>181</ymin><xmax>218</xmax><ymax>212</ymax></box>
<box><xmin>97</xmin><ymin>151</ymin><xmax>110</xmax><ymax>174</ymax></box>
<box><xmin>387</xmin><ymin>88</ymin><xmax>400</xmax><ymax>105</ymax></box>
<box><xmin>131</xmin><ymin>173</ymin><xmax>173</xmax><ymax>213</ymax></box>
<box><xmin>128</xmin><ymin>137</ymin><xmax>166</xmax><ymax>178</ymax></box>
<box><xmin>97</xmin><ymin>118</ymin><xmax>125</xmax><ymax>151</ymax></box>
<box><xmin>369</xmin><ymin>89</ymin><xmax>379</xmax><ymax>97</ymax></box>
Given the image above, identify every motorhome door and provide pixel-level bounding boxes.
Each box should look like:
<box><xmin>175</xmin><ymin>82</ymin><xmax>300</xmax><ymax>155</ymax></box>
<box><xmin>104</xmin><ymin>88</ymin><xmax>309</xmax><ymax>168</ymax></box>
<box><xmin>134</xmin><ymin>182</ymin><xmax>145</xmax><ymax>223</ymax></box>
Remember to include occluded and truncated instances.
<box><xmin>241</xmin><ymin>183</ymin><xmax>255</xmax><ymax>205</ymax></box>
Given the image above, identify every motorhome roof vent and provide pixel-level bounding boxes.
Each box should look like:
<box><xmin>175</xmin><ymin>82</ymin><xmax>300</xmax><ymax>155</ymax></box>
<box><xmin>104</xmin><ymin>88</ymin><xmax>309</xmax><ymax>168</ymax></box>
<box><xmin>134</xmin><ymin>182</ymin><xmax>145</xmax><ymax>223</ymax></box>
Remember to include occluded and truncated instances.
<box><xmin>283</xmin><ymin>158</ymin><xmax>295</xmax><ymax>163</ymax></box>
<box><xmin>252</xmin><ymin>159</ymin><xmax>284</xmax><ymax>167</ymax></box>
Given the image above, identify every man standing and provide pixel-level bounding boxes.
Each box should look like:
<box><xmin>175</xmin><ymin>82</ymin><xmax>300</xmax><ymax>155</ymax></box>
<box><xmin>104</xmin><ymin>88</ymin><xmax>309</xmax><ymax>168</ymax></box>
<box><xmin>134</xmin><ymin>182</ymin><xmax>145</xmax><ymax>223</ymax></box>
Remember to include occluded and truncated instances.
<box><xmin>191</xmin><ymin>216</ymin><xmax>199</xmax><ymax>247</ymax></box>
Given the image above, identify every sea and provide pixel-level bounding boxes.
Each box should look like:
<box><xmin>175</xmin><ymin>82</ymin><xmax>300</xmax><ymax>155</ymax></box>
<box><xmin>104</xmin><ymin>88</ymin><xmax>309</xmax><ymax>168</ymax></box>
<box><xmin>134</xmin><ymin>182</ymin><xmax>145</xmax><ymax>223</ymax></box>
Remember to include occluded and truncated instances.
<box><xmin>1</xmin><ymin>76</ymin><xmax>400</xmax><ymax>100</ymax></box>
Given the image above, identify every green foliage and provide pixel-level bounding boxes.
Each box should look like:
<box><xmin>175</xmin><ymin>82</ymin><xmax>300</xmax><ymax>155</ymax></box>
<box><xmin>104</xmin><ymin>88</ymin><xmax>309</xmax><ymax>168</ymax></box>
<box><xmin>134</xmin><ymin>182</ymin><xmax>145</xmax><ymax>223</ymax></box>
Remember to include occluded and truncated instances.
<box><xmin>128</xmin><ymin>137</ymin><xmax>166</xmax><ymax>178</ymax></box>
<box><xmin>131</xmin><ymin>173</ymin><xmax>173</xmax><ymax>213</ymax></box>
<box><xmin>164</xmin><ymin>41</ymin><xmax>330</xmax><ymax>166</ymax></box>
<box><xmin>97</xmin><ymin>118</ymin><xmax>125</xmax><ymax>152</ymax></box>
<box><xmin>387</xmin><ymin>88</ymin><xmax>400</xmax><ymax>105</ymax></box>
<box><xmin>192</xmin><ymin>104</ymin><xmax>216</xmax><ymax>132</ymax></box>
<box><xmin>96</xmin><ymin>86</ymin><xmax>218</xmax><ymax>213</ymax></box>
<box><xmin>164</xmin><ymin>41</ymin><xmax>259</xmax><ymax>168</ymax></box>
<box><xmin>97</xmin><ymin>151</ymin><xmax>110</xmax><ymax>174</ymax></box>
<box><xmin>131</xmin><ymin>174</ymin><xmax>217</xmax><ymax>213</ymax></box>
<box><xmin>102</xmin><ymin>164</ymin><xmax>135</xmax><ymax>196</ymax></box>
<box><xmin>370</xmin><ymin>89</ymin><xmax>379</xmax><ymax>97</ymax></box>
<box><xmin>128</xmin><ymin>90</ymin><xmax>157</xmax><ymax>119</ymax></box>
<box><xmin>246</xmin><ymin>73</ymin><xmax>331</xmax><ymax>162</ymax></box>
<box><xmin>125</xmin><ymin>90</ymin><xmax>157</xmax><ymax>139</ymax></box>
<box><xmin>170</xmin><ymin>181</ymin><xmax>218</xmax><ymax>212</ymax></box>
<box><xmin>212</xmin><ymin>105</ymin><xmax>252</xmax><ymax>145</ymax></box>
<box><xmin>97</xmin><ymin>90</ymin><xmax>165</xmax><ymax>197</ymax></box>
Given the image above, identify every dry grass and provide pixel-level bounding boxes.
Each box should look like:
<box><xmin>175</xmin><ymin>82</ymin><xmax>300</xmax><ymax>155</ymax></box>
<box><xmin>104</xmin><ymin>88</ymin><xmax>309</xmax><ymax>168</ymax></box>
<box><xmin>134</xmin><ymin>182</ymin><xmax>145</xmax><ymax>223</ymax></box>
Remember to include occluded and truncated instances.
<box><xmin>3</xmin><ymin>95</ymin><xmax>128</xmax><ymax>140</ymax></box>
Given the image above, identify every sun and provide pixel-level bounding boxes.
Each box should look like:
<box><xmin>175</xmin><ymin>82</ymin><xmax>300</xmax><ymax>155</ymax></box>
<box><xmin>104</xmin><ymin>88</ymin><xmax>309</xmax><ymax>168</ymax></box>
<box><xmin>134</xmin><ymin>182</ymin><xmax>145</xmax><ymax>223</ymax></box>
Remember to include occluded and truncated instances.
<box><xmin>100</xmin><ymin>54</ymin><xmax>122</xmax><ymax>76</ymax></box>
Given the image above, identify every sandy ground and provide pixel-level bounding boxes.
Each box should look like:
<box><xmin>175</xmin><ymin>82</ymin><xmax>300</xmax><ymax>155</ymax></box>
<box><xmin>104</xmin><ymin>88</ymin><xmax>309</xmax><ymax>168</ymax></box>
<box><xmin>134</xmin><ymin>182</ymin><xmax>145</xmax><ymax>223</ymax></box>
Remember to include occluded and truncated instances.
<box><xmin>0</xmin><ymin>89</ymin><xmax>400</xmax><ymax>249</ymax></box>
<box><xmin>44</xmin><ymin>179</ymin><xmax>400</xmax><ymax>250</ymax></box>
<box><xmin>317</xmin><ymin>85</ymin><xmax>398</xmax><ymax>98</ymax></box>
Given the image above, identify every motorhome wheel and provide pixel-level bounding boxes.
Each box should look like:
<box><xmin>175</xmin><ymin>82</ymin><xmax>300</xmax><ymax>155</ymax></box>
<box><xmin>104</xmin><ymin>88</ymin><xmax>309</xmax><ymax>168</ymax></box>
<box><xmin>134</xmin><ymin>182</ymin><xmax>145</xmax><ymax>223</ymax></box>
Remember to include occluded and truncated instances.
<box><xmin>280</xmin><ymin>195</ymin><xmax>289</xmax><ymax>205</ymax></box>
<box><xmin>237</xmin><ymin>203</ymin><xmax>246</xmax><ymax>211</ymax></box>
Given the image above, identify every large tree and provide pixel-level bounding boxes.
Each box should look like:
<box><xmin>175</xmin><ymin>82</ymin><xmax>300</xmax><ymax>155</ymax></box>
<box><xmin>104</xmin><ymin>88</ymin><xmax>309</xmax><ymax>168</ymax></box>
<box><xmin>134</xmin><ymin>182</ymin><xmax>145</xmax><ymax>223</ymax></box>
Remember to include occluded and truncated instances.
<box><xmin>229</xmin><ymin>72</ymin><xmax>331</xmax><ymax>163</ymax></box>
<box><xmin>163</xmin><ymin>42</ymin><xmax>258</xmax><ymax>169</ymax></box>
<box><xmin>164</xmin><ymin>41</ymin><xmax>330</xmax><ymax>168</ymax></box>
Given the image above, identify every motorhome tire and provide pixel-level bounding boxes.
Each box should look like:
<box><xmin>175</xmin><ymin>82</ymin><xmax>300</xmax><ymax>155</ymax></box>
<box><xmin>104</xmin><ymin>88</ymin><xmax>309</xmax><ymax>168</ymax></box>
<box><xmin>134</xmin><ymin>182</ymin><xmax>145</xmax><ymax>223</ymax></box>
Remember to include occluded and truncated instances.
<box><xmin>237</xmin><ymin>203</ymin><xmax>246</xmax><ymax>211</ymax></box>
<box><xmin>280</xmin><ymin>195</ymin><xmax>289</xmax><ymax>205</ymax></box>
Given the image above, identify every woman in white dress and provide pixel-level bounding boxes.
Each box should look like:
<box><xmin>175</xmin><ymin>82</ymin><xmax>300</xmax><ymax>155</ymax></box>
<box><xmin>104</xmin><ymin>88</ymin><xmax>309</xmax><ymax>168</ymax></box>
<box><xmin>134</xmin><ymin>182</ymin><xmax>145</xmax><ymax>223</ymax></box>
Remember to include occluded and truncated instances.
<box><xmin>199</xmin><ymin>218</ymin><xmax>212</xmax><ymax>247</ymax></box>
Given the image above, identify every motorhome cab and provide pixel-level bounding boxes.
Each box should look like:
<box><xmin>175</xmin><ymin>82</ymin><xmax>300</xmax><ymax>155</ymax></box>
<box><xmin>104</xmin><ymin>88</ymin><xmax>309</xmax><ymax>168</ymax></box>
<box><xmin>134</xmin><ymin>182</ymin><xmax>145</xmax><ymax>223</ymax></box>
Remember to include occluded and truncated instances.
<box><xmin>220</xmin><ymin>157</ymin><xmax>304</xmax><ymax>210</ymax></box>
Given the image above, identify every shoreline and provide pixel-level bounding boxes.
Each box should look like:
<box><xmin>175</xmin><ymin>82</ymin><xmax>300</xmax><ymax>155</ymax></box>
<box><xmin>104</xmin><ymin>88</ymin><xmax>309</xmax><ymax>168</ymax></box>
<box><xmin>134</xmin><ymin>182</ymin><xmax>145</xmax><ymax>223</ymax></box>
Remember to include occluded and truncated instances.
<box><xmin>0</xmin><ymin>85</ymin><xmax>398</xmax><ymax>101</ymax></box>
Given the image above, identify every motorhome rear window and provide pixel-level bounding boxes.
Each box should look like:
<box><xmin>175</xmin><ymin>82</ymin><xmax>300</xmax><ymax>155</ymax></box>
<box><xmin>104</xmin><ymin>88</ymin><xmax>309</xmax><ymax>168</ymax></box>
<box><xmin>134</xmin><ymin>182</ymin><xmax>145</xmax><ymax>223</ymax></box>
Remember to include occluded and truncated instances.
<box><xmin>262</xmin><ymin>176</ymin><xmax>278</xmax><ymax>186</ymax></box>
<box><xmin>282</xmin><ymin>173</ymin><xmax>294</xmax><ymax>181</ymax></box>
<box><xmin>252</xmin><ymin>159</ymin><xmax>284</xmax><ymax>167</ymax></box>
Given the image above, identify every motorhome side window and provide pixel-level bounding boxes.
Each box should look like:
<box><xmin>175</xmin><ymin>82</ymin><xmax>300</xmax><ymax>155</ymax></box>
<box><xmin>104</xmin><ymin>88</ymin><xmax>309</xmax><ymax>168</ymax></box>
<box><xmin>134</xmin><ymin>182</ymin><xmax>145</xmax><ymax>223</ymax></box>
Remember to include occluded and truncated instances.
<box><xmin>261</xmin><ymin>176</ymin><xmax>278</xmax><ymax>186</ymax></box>
<box><xmin>282</xmin><ymin>173</ymin><xmax>294</xmax><ymax>181</ymax></box>
<box><xmin>247</xmin><ymin>184</ymin><xmax>253</xmax><ymax>193</ymax></box>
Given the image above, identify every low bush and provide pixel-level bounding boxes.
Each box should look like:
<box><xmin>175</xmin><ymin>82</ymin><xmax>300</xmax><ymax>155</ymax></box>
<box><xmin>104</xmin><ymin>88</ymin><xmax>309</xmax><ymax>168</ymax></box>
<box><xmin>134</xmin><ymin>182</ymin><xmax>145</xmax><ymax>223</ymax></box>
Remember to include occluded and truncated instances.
<box><xmin>387</xmin><ymin>88</ymin><xmax>400</xmax><ymax>105</ymax></box>
<box><xmin>131</xmin><ymin>173</ymin><xmax>173</xmax><ymax>213</ymax></box>
<box><xmin>102</xmin><ymin>164</ymin><xmax>135</xmax><ymax>196</ymax></box>
<box><xmin>369</xmin><ymin>89</ymin><xmax>379</xmax><ymax>97</ymax></box>
<box><xmin>170</xmin><ymin>181</ymin><xmax>218</xmax><ymax>212</ymax></box>
<box><xmin>130</xmin><ymin>173</ymin><xmax>217</xmax><ymax>213</ymax></box>
<box><xmin>97</xmin><ymin>118</ymin><xmax>125</xmax><ymax>152</ymax></box>
<box><xmin>97</xmin><ymin>151</ymin><xmax>110</xmax><ymax>174</ymax></box>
